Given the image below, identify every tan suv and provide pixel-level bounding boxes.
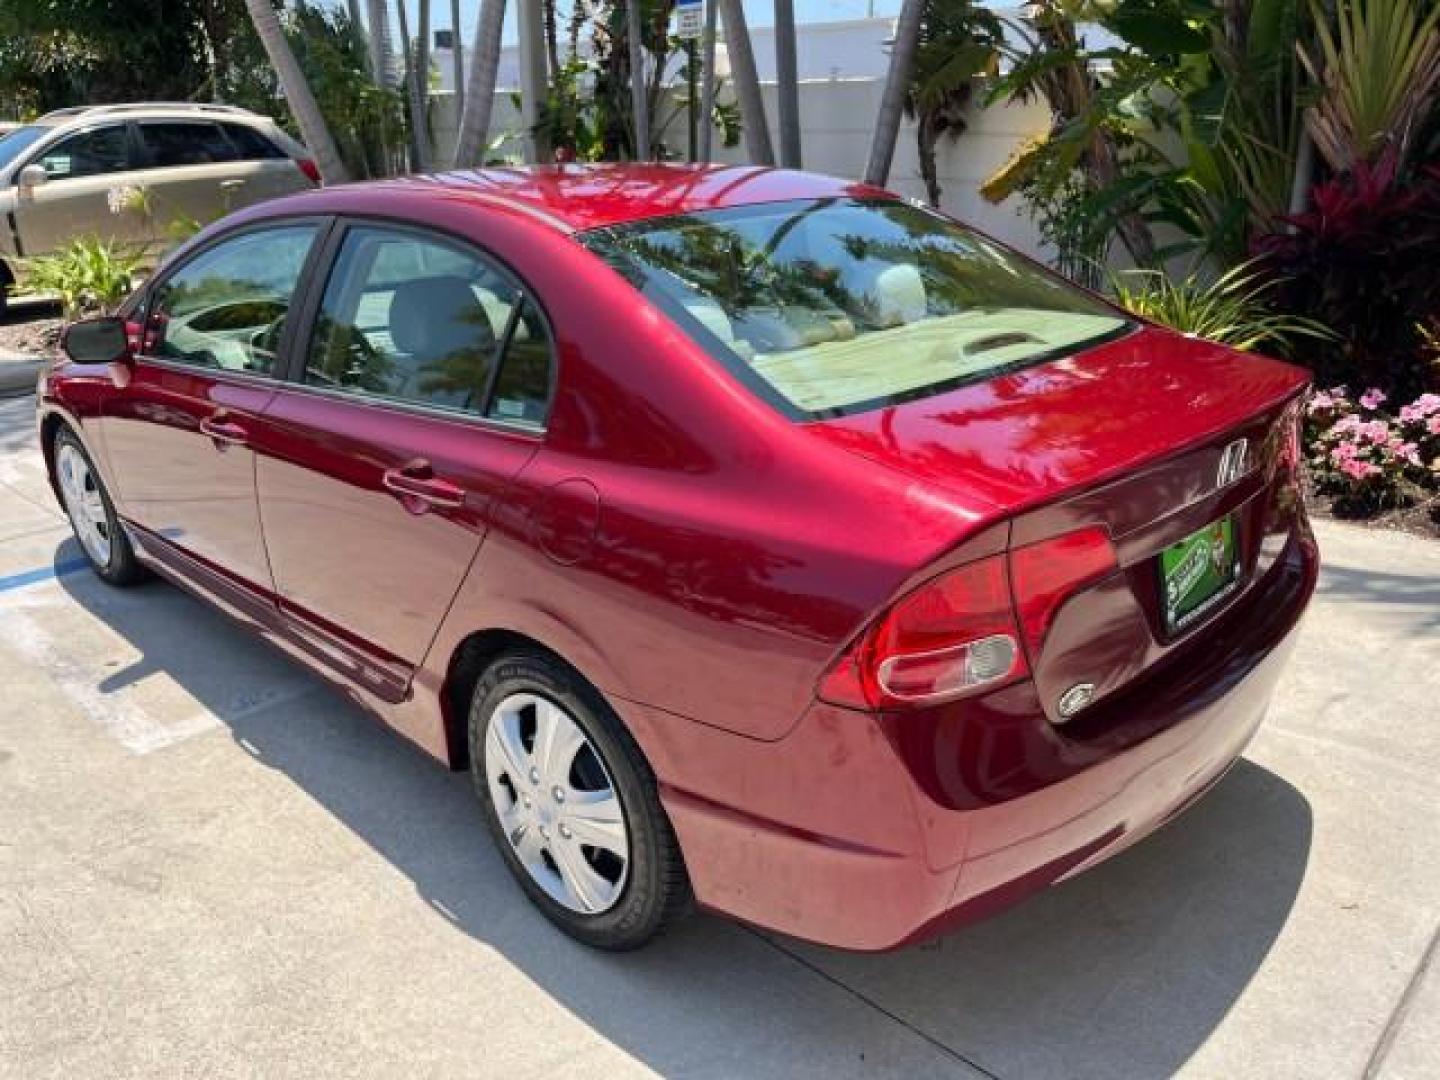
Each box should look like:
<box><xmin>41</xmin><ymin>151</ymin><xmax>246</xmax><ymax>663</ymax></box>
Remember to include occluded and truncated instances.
<box><xmin>0</xmin><ymin>102</ymin><xmax>317</xmax><ymax>297</ymax></box>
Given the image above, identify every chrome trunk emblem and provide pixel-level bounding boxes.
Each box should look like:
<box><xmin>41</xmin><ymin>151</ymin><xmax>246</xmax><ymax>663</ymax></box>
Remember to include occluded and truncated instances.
<box><xmin>1217</xmin><ymin>438</ymin><xmax>1249</xmax><ymax>488</ymax></box>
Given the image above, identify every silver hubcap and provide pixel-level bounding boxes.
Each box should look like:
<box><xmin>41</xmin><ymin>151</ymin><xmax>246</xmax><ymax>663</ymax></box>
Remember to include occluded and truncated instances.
<box><xmin>56</xmin><ymin>443</ymin><xmax>111</xmax><ymax>567</ymax></box>
<box><xmin>485</xmin><ymin>693</ymin><xmax>629</xmax><ymax>914</ymax></box>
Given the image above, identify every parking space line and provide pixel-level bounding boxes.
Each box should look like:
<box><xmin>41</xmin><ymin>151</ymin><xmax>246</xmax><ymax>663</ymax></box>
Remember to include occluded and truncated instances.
<box><xmin>0</xmin><ymin>557</ymin><xmax>90</xmax><ymax>594</ymax></box>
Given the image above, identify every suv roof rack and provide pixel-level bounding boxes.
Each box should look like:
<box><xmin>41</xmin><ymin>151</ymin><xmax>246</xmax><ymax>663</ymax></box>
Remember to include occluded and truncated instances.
<box><xmin>38</xmin><ymin>102</ymin><xmax>261</xmax><ymax>122</ymax></box>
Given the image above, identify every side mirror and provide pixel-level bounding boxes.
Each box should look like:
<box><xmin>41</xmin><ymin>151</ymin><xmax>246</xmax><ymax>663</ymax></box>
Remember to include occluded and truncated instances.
<box><xmin>17</xmin><ymin>163</ymin><xmax>47</xmax><ymax>192</ymax></box>
<box><xmin>61</xmin><ymin>316</ymin><xmax>132</xmax><ymax>366</ymax></box>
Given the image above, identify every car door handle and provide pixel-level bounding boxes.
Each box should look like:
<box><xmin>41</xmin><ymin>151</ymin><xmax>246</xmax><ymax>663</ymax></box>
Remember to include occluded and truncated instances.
<box><xmin>219</xmin><ymin>178</ymin><xmax>247</xmax><ymax>189</ymax></box>
<box><xmin>382</xmin><ymin>461</ymin><xmax>467</xmax><ymax>511</ymax></box>
<box><xmin>199</xmin><ymin>413</ymin><xmax>248</xmax><ymax>448</ymax></box>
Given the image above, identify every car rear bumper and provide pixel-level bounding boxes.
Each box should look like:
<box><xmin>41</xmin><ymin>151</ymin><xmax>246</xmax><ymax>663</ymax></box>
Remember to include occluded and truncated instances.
<box><xmin>638</xmin><ymin>520</ymin><xmax>1318</xmax><ymax>951</ymax></box>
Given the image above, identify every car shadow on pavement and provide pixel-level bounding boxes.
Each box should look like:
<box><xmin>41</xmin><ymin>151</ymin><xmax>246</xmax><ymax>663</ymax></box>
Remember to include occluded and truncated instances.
<box><xmin>57</xmin><ymin>554</ymin><xmax>1314</xmax><ymax>1079</ymax></box>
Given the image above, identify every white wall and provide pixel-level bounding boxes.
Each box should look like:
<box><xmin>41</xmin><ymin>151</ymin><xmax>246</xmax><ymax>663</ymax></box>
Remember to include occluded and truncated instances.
<box><xmin>425</xmin><ymin>75</ymin><xmax>1053</xmax><ymax>260</ymax></box>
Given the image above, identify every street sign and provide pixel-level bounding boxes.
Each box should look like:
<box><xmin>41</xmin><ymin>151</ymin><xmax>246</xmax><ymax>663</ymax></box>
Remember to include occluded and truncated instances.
<box><xmin>676</xmin><ymin>0</ymin><xmax>704</xmax><ymax>39</ymax></box>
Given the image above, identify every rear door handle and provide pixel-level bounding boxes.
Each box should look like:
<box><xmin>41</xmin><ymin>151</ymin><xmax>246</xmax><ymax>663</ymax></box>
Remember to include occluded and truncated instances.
<box><xmin>219</xmin><ymin>178</ymin><xmax>247</xmax><ymax>189</ymax></box>
<box><xmin>199</xmin><ymin>412</ymin><xmax>247</xmax><ymax>448</ymax></box>
<box><xmin>382</xmin><ymin>460</ymin><xmax>467</xmax><ymax>512</ymax></box>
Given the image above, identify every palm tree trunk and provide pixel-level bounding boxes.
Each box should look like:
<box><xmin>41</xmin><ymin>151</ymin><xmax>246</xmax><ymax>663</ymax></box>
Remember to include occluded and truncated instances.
<box><xmin>917</xmin><ymin>112</ymin><xmax>941</xmax><ymax>207</ymax></box>
<box><xmin>450</xmin><ymin>0</ymin><xmax>465</xmax><ymax>109</ymax></box>
<box><xmin>698</xmin><ymin>0</ymin><xmax>718</xmax><ymax>162</ymax></box>
<box><xmin>715</xmin><ymin>0</ymin><xmax>774</xmax><ymax>165</ymax></box>
<box><xmin>774</xmin><ymin>0</ymin><xmax>801</xmax><ymax>167</ymax></box>
<box><xmin>626</xmin><ymin>0</ymin><xmax>650</xmax><ymax>159</ymax></box>
<box><xmin>244</xmin><ymin>0</ymin><xmax>350</xmax><ymax>184</ymax></box>
<box><xmin>543</xmin><ymin>0</ymin><xmax>561</xmax><ymax>81</ymax></box>
<box><xmin>396</xmin><ymin>0</ymin><xmax>432</xmax><ymax>170</ymax></box>
<box><xmin>453</xmin><ymin>0</ymin><xmax>508</xmax><ymax>167</ymax></box>
<box><xmin>366</xmin><ymin>0</ymin><xmax>394</xmax><ymax>87</ymax></box>
<box><xmin>346</xmin><ymin>0</ymin><xmax>367</xmax><ymax>68</ymax></box>
<box><xmin>865</xmin><ymin>0</ymin><xmax>922</xmax><ymax>186</ymax></box>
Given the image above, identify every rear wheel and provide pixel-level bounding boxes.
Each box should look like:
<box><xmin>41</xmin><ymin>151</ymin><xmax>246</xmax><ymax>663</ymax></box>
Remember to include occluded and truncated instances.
<box><xmin>53</xmin><ymin>428</ymin><xmax>146</xmax><ymax>586</ymax></box>
<box><xmin>468</xmin><ymin>651</ymin><xmax>690</xmax><ymax>950</ymax></box>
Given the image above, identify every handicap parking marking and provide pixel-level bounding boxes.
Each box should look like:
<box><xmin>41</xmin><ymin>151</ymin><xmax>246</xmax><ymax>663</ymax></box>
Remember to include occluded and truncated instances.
<box><xmin>0</xmin><ymin>556</ymin><xmax>91</xmax><ymax>595</ymax></box>
<box><xmin>0</xmin><ymin>567</ymin><xmax>323</xmax><ymax>756</ymax></box>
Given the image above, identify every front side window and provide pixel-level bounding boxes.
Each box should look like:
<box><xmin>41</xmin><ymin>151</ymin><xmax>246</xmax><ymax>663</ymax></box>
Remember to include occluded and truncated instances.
<box><xmin>138</xmin><ymin>122</ymin><xmax>238</xmax><ymax>168</ymax></box>
<box><xmin>144</xmin><ymin>224</ymin><xmax>318</xmax><ymax>375</ymax></box>
<box><xmin>304</xmin><ymin>227</ymin><xmax>553</xmax><ymax>423</ymax></box>
<box><xmin>35</xmin><ymin>125</ymin><xmax>130</xmax><ymax>180</ymax></box>
<box><xmin>583</xmin><ymin>198</ymin><xmax>1132</xmax><ymax>419</ymax></box>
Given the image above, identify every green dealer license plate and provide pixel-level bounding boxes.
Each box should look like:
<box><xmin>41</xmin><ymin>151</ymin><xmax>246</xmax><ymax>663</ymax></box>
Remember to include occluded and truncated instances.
<box><xmin>1158</xmin><ymin>514</ymin><xmax>1241</xmax><ymax>634</ymax></box>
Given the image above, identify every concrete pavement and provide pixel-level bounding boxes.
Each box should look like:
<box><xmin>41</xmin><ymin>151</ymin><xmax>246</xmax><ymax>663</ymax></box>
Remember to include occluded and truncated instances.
<box><xmin>0</xmin><ymin>391</ymin><xmax>1437</xmax><ymax>1079</ymax></box>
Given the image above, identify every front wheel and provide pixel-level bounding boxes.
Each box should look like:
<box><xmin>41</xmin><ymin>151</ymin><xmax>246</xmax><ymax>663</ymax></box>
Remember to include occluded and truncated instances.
<box><xmin>53</xmin><ymin>427</ymin><xmax>146</xmax><ymax>586</ymax></box>
<box><xmin>468</xmin><ymin>651</ymin><xmax>690</xmax><ymax>950</ymax></box>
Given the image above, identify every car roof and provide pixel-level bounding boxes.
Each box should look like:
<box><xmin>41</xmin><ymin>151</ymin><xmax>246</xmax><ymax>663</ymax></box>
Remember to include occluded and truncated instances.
<box><xmin>301</xmin><ymin>164</ymin><xmax>894</xmax><ymax>233</ymax></box>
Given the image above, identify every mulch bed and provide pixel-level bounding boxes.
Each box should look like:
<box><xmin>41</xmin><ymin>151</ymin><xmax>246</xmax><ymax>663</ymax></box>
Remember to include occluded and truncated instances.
<box><xmin>0</xmin><ymin>315</ymin><xmax>63</xmax><ymax>359</ymax></box>
<box><xmin>1304</xmin><ymin>478</ymin><xmax>1440</xmax><ymax>541</ymax></box>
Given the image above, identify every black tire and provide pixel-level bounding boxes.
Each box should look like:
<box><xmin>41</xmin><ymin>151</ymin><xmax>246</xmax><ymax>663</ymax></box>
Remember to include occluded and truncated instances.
<box><xmin>52</xmin><ymin>426</ymin><xmax>148</xmax><ymax>586</ymax></box>
<box><xmin>468</xmin><ymin>650</ymin><xmax>691</xmax><ymax>950</ymax></box>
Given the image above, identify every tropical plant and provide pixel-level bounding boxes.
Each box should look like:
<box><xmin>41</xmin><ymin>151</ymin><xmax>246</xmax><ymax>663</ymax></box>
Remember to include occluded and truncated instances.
<box><xmin>286</xmin><ymin>4</ymin><xmax>409</xmax><ymax>179</ymax></box>
<box><xmin>903</xmin><ymin>0</ymin><xmax>1004</xmax><ymax>208</ymax></box>
<box><xmin>20</xmin><ymin>236</ymin><xmax>143</xmax><ymax>320</ymax></box>
<box><xmin>1257</xmin><ymin>156</ymin><xmax>1440</xmax><ymax>395</ymax></box>
<box><xmin>1110</xmin><ymin>261</ymin><xmax>1333</xmax><ymax>352</ymax></box>
<box><xmin>985</xmin><ymin>0</ymin><xmax>1312</xmax><ymax>271</ymax></box>
<box><xmin>245</xmin><ymin>0</ymin><xmax>351</xmax><ymax>183</ymax></box>
<box><xmin>1300</xmin><ymin>0</ymin><xmax>1440</xmax><ymax>174</ymax></box>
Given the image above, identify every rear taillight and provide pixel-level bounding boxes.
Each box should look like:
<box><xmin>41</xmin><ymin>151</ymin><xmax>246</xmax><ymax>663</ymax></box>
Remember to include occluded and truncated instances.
<box><xmin>818</xmin><ymin>555</ymin><xmax>1027</xmax><ymax>710</ymax></box>
<box><xmin>819</xmin><ymin>527</ymin><xmax>1119</xmax><ymax>711</ymax></box>
<box><xmin>296</xmin><ymin>158</ymin><xmax>321</xmax><ymax>185</ymax></box>
<box><xmin>1009</xmin><ymin>526</ymin><xmax>1118</xmax><ymax>661</ymax></box>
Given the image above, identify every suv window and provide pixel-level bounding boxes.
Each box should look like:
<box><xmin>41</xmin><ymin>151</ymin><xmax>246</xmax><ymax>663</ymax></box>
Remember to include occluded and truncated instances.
<box><xmin>143</xmin><ymin>224</ymin><xmax>318</xmax><ymax>375</ymax></box>
<box><xmin>34</xmin><ymin>125</ymin><xmax>131</xmax><ymax>180</ymax></box>
<box><xmin>222</xmin><ymin>123</ymin><xmax>287</xmax><ymax>161</ymax></box>
<box><xmin>304</xmin><ymin>226</ymin><xmax>553</xmax><ymax>423</ymax></box>
<box><xmin>138</xmin><ymin>122</ymin><xmax>238</xmax><ymax>167</ymax></box>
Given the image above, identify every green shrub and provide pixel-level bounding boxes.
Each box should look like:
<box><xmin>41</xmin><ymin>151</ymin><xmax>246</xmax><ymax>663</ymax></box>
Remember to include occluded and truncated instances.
<box><xmin>18</xmin><ymin>235</ymin><xmax>144</xmax><ymax>320</ymax></box>
<box><xmin>1109</xmin><ymin>262</ymin><xmax>1333</xmax><ymax>355</ymax></box>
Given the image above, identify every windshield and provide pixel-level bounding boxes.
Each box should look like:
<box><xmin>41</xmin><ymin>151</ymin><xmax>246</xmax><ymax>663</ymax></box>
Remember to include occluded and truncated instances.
<box><xmin>0</xmin><ymin>126</ymin><xmax>50</xmax><ymax>173</ymax></box>
<box><xmin>582</xmin><ymin>198</ymin><xmax>1131</xmax><ymax>419</ymax></box>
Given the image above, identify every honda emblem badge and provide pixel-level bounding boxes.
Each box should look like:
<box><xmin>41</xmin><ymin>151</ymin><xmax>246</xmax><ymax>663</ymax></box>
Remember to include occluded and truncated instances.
<box><xmin>1217</xmin><ymin>438</ymin><xmax>1249</xmax><ymax>488</ymax></box>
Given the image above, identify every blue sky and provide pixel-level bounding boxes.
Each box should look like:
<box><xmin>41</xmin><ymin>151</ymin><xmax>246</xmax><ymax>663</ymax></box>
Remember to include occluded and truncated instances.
<box><xmin>381</xmin><ymin>0</ymin><xmax>903</xmax><ymax>46</ymax></box>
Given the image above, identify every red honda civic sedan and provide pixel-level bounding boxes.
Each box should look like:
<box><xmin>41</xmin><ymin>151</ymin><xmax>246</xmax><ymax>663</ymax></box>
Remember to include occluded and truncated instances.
<box><xmin>38</xmin><ymin>165</ymin><xmax>1317</xmax><ymax>951</ymax></box>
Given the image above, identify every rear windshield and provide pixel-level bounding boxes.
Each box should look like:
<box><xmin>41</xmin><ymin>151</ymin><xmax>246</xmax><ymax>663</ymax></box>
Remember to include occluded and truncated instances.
<box><xmin>582</xmin><ymin>198</ymin><xmax>1131</xmax><ymax>419</ymax></box>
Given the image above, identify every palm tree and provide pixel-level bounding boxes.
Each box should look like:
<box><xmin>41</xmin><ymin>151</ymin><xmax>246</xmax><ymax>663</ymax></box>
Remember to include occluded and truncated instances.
<box><xmin>903</xmin><ymin>0</ymin><xmax>1003</xmax><ymax>207</ymax></box>
<box><xmin>864</xmin><ymin>0</ymin><xmax>923</xmax><ymax>186</ymax></box>
<box><xmin>450</xmin><ymin>0</ymin><xmax>465</xmax><ymax>111</ymax></box>
<box><xmin>367</xmin><ymin>0</ymin><xmax>394</xmax><ymax>87</ymax></box>
<box><xmin>243</xmin><ymin>0</ymin><xmax>350</xmax><ymax>184</ymax></box>
<box><xmin>396</xmin><ymin>0</ymin><xmax>432</xmax><ymax>170</ymax></box>
<box><xmin>454</xmin><ymin>0</ymin><xmax>508</xmax><ymax>166</ymax></box>
<box><xmin>715</xmin><ymin>0</ymin><xmax>774</xmax><ymax>165</ymax></box>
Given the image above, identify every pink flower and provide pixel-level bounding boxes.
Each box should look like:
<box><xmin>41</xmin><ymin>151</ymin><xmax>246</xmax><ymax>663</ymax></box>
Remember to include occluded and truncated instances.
<box><xmin>1309</xmin><ymin>391</ymin><xmax>1335</xmax><ymax>412</ymax></box>
<box><xmin>1429</xmin><ymin>416</ymin><xmax>1440</xmax><ymax>435</ymax></box>
<box><xmin>1341</xmin><ymin>458</ymin><xmax>1379</xmax><ymax>480</ymax></box>
<box><xmin>1397</xmin><ymin>442</ymin><xmax>1422</xmax><ymax>467</ymax></box>
<box><xmin>1361</xmin><ymin>388</ymin><xmax>1387</xmax><ymax>410</ymax></box>
<box><xmin>1400</xmin><ymin>405</ymin><xmax>1421</xmax><ymax>422</ymax></box>
<box><xmin>1411</xmin><ymin>393</ymin><xmax>1440</xmax><ymax>416</ymax></box>
<box><xmin>1330</xmin><ymin>442</ymin><xmax>1359</xmax><ymax>463</ymax></box>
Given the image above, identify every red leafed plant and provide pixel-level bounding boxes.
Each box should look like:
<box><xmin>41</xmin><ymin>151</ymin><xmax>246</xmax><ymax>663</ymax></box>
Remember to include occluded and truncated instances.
<box><xmin>1257</xmin><ymin>154</ymin><xmax>1440</xmax><ymax>397</ymax></box>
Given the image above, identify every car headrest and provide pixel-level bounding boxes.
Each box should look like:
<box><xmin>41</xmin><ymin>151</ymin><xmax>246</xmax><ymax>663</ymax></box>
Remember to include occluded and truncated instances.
<box><xmin>389</xmin><ymin>276</ymin><xmax>495</xmax><ymax>360</ymax></box>
<box><xmin>866</xmin><ymin>263</ymin><xmax>927</xmax><ymax>327</ymax></box>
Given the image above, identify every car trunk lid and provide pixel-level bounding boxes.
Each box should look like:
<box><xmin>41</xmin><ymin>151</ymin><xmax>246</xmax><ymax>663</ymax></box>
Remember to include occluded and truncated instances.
<box><xmin>806</xmin><ymin>324</ymin><xmax>1311</xmax><ymax>726</ymax></box>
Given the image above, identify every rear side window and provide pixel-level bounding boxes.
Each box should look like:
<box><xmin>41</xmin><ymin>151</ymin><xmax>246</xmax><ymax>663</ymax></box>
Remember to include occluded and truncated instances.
<box><xmin>222</xmin><ymin>124</ymin><xmax>287</xmax><ymax>161</ymax></box>
<box><xmin>143</xmin><ymin>224</ymin><xmax>318</xmax><ymax>375</ymax></box>
<box><xmin>304</xmin><ymin>226</ymin><xmax>553</xmax><ymax>424</ymax></box>
<box><xmin>138</xmin><ymin>122</ymin><xmax>238</xmax><ymax>167</ymax></box>
<box><xmin>34</xmin><ymin>125</ymin><xmax>130</xmax><ymax>180</ymax></box>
